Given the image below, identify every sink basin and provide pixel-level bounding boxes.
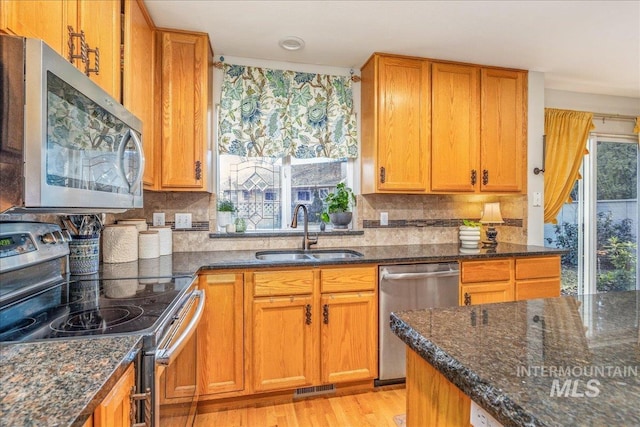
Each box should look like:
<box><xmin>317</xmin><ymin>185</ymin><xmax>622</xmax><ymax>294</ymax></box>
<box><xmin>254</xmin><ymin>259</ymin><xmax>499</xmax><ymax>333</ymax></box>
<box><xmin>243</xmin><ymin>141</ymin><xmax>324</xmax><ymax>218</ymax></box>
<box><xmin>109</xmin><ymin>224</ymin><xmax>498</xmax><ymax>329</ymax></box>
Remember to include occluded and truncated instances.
<box><xmin>255</xmin><ymin>249</ymin><xmax>363</xmax><ymax>261</ymax></box>
<box><xmin>308</xmin><ymin>250</ymin><xmax>363</xmax><ymax>260</ymax></box>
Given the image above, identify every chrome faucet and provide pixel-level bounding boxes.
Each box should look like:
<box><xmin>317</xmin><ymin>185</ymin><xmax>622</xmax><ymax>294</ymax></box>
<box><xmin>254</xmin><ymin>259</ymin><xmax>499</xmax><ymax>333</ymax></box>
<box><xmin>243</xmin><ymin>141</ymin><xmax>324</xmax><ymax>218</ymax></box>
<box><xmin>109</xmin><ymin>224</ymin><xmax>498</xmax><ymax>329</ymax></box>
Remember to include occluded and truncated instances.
<box><xmin>291</xmin><ymin>204</ymin><xmax>318</xmax><ymax>250</ymax></box>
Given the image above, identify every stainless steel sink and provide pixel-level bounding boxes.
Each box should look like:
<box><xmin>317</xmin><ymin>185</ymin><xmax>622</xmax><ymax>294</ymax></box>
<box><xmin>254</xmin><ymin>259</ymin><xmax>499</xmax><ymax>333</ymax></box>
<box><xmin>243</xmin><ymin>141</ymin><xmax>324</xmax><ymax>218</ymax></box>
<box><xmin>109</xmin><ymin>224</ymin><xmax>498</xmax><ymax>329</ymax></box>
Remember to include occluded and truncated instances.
<box><xmin>255</xmin><ymin>249</ymin><xmax>363</xmax><ymax>261</ymax></box>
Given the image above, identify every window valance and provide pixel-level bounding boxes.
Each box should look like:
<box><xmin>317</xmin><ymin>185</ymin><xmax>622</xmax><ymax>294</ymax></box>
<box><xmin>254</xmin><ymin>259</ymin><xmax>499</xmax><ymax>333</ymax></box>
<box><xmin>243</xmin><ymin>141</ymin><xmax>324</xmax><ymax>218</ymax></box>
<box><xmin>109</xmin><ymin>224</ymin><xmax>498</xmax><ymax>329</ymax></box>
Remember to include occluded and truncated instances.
<box><xmin>218</xmin><ymin>64</ymin><xmax>358</xmax><ymax>159</ymax></box>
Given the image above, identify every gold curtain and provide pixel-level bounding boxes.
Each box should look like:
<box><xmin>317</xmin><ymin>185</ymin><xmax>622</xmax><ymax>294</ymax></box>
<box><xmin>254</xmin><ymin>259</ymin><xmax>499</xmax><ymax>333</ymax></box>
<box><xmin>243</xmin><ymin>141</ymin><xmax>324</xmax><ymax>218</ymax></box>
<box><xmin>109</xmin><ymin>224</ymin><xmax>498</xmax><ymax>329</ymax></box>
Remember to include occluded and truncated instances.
<box><xmin>634</xmin><ymin>116</ymin><xmax>640</xmax><ymax>144</ymax></box>
<box><xmin>543</xmin><ymin>109</ymin><xmax>595</xmax><ymax>223</ymax></box>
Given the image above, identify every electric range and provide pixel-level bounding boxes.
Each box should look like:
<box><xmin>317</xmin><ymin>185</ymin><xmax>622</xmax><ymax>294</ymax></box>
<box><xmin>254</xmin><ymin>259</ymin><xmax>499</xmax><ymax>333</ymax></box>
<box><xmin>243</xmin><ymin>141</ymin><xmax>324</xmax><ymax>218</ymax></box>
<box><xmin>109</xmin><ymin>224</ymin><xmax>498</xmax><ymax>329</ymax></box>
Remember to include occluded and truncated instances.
<box><xmin>0</xmin><ymin>221</ymin><xmax>203</xmax><ymax>427</ymax></box>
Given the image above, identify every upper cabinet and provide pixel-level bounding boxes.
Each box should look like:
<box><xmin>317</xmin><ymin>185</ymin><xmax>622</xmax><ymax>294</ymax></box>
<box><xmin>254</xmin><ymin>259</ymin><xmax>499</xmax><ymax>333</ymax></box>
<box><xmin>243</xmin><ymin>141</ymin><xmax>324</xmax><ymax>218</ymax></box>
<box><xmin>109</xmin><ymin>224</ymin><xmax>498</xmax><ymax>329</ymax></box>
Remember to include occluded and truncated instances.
<box><xmin>430</xmin><ymin>63</ymin><xmax>480</xmax><ymax>192</ymax></box>
<box><xmin>361</xmin><ymin>53</ymin><xmax>527</xmax><ymax>195</ymax></box>
<box><xmin>1</xmin><ymin>0</ymin><xmax>121</xmax><ymax>100</ymax></box>
<box><xmin>153</xmin><ymin>29</ymin><xmax>213</xmax><ymax>191</ymax></box>
<box><xmin>361</xmin><ymin>54</ymin><xmax>431</xmax><ymax>194</ymax></box>
<box><xmin>122</xmin><ymin>0</ymin><xmax>156</xmax><ymax>188</ymax></box>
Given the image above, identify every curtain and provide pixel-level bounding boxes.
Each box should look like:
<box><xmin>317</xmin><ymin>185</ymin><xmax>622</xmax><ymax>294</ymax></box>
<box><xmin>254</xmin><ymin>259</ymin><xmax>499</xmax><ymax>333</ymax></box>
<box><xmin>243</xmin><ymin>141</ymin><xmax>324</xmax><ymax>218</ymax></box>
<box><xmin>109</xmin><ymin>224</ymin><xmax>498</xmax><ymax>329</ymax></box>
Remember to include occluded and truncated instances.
<box><xmin>634</xmin><ymin>117</ymin><xmax>640</xmax><ymax>144</ymax></box>
<box><xmin>218</xmin><ymin>64</ymin><xmax>358</xmax><ymax>159</ymax></box>
<box><xmin>543</xmin><ymin>108</ymin><xmax>595</xmax><ymax>223</ymax></box>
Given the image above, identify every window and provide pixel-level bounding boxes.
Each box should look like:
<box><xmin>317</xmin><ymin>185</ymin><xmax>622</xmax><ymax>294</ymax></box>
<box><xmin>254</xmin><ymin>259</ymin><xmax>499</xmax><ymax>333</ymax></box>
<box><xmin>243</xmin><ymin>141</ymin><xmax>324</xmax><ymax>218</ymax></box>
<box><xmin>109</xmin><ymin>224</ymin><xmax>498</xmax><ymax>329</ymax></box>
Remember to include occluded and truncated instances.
<box><xmin>218</xmin><ymin>154</ymin><xmax>351</xmax><ymax>231</ymax></box>
<box><xmin>545</xmin><ymin>134</ymin><xmax>638</xmax><ymax>294</ymax></box>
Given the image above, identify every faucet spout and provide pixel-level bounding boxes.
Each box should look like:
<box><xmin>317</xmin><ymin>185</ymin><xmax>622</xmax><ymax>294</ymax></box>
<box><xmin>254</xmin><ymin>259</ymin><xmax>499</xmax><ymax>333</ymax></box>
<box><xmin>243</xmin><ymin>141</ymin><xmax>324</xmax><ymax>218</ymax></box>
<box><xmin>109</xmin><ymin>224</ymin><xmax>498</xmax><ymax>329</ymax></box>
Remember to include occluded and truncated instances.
<box><xmin>291</xmin><ymin>204</ymin><xmax>318</xmax><ymax>250</ymax></box>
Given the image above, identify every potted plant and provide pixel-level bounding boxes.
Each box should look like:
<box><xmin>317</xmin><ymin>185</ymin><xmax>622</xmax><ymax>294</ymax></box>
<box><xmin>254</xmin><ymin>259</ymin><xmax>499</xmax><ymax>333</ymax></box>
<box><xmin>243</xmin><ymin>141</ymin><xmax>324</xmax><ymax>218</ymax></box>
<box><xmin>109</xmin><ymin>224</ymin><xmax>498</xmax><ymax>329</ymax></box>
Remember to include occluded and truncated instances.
<box><xmin>321</xmin><ymin>183</ymin><xmax>356</xmax><ymax>229</ymax></box>
<box><xmin>459</xmin><ymin>219</ymin><xmax>481</xmax><ymax>248</ymax></box>
<box><xmin>217</xmin><ymin>199</ymin><xmax>236</xmax><ymax>230</ymax></box>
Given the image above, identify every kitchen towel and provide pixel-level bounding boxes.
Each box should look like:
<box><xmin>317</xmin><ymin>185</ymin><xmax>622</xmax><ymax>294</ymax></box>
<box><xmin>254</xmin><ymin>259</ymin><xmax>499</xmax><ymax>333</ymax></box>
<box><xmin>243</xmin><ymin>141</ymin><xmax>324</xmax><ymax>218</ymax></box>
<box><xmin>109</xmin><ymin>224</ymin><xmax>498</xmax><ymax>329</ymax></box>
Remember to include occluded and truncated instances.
<box><xmin>138</xmin><ymin>230</ymin><xmax>160</xmax><ymax>259</ymax></box>
<box><xmin>149</xmin><ymin>226</ymin><xmax>172</xmax><ymax>256</ymax></box>
<box><xmin>102</xmin><ymin>224</ymin><xmax>139</xmax><ymax>263</ymax></box>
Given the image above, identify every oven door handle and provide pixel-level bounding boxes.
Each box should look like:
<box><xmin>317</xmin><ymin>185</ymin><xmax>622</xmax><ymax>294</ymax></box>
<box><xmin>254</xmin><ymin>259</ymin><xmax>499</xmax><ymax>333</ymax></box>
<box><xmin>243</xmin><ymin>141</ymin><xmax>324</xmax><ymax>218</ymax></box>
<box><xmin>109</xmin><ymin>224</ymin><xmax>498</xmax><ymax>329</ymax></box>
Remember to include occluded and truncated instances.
<box><xmin>155</xmin><ymin>289</ymin><xmax>205</xmax><ymax>366</ymax></box>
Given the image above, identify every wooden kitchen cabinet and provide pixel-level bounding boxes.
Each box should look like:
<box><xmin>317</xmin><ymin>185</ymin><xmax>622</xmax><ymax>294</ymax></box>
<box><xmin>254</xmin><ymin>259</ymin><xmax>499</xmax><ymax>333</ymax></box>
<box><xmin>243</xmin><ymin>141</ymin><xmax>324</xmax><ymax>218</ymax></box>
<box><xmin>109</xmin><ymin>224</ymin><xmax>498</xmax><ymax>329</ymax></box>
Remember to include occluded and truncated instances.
<box><xmin>431</xmin><ymin>62</ymin><xmax>480</xmax><ymax>193</ymax></box>
<box><xmin>480</xmin><ymin>68</ymin><xmax>527</xmax><ymax>193</ymax></box>
<box><xmin>431</xmin><ymin>63</ymin><xmax>526</xmax><ymax>193</ymax></box>
<box><xmin>460</xmin><ymin>256</ymin><xmax>561</xmax><ymax>305</ymax></box>
<box><xmin>123</xmin><ymin>0</ymin><xmax>156</xmax><ymax>188</ymax></box>
<box><xmin>92</xmin><ymin>363</ymin><xmax>135</xmax><ymax>427</ymax></box>
<box><xmin>246</xmin><ymin>265</ymin><xmax>378</xmax><ymax>394</ymax></box>
<box><xmin>319</xmin><ymin>267</ymin><xmax>377</xmax><ymax>383</ymax></box>
<box><xmin>515</xmin><ymin>256</ymin><xmax>561</xmax><ymax>300</ymax></box>
<box><xmin>360</xmin><ymin>53</ymin><xmax>431</xmax><ymax>194</ymax></box>
<box><xmin>1</xmin><ymin>0</ymin><xmax>121</xmax><ymax>100</ymax></box>
<box><xmin>198</xmin><ymin>272</ymin><xmax>245</xmax><ymax>397</ymax></box>
<box><xmin>154</xmin><ymin>29</ymin><xmax>213</xmax><ymax>191</ymax></box>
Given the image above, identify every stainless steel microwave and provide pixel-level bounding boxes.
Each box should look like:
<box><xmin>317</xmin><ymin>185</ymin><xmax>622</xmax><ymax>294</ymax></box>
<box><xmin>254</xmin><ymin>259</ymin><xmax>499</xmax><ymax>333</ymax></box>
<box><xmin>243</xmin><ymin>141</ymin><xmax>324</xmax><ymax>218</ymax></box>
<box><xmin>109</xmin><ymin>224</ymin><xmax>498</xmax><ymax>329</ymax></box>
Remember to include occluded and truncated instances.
<box><xmin>0</xmin><ymin>35</ymin><xmax>144</xmax><ymax>213</ymax></box>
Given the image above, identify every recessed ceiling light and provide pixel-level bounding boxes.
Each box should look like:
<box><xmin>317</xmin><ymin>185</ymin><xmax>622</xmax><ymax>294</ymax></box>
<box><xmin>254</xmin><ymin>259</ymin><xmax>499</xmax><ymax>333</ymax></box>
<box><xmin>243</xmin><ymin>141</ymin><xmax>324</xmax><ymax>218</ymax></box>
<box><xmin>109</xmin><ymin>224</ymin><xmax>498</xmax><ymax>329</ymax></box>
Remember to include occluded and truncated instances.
<box><xmin>279</xmin><ymin>36</ymin><xmax>305</xmax><ymax>51</ymax></box>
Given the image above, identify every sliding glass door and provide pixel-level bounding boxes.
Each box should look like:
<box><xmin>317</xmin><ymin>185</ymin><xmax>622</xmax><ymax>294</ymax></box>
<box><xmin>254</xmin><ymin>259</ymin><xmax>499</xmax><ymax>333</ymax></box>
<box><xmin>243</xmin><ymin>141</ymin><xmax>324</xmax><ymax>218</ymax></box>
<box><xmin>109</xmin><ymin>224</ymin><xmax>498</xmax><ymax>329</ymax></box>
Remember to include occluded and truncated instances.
<box><xmin>545</xmin><ymin>134</ymin><xmax>638</xmax><ymax>295</ymax></box>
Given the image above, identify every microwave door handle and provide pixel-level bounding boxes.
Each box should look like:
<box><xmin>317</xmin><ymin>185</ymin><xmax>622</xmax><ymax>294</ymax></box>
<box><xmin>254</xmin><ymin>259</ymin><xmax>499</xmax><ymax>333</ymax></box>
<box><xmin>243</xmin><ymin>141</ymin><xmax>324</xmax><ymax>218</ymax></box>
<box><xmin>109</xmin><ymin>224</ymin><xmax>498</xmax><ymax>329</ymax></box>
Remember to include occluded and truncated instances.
<box><xmin>117</xmin><ymin>129</ymin><xmax>145</xmax><ymax>193</ymax></box>
<box><xmin>155</xmin><ymin>290</ymin><xmax>205</xmax><ymax>366</ymax></box>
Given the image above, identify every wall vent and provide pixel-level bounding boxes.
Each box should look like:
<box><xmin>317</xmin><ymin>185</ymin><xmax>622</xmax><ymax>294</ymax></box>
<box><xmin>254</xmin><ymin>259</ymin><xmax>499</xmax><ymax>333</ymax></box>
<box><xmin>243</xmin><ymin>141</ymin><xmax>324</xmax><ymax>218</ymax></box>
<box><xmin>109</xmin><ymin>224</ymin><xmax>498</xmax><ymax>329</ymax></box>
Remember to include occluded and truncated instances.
<box><xmin>293</xmin><ymin>384</ymin><xmax>336</xmax><ymax>398</ymax></box>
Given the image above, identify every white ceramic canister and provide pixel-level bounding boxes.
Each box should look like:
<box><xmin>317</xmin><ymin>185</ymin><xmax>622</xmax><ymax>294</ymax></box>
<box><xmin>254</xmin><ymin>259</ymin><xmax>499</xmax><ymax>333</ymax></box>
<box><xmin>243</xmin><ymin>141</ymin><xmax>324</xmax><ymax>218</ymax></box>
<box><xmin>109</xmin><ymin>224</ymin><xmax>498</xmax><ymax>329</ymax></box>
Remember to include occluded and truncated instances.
<box><xmin>102</xmin><ymin>224</ymin><xmax>139</xmax><ymax>263</ymax></box>
<box><xmin>149</xmin><ymin>226</ymin><xmax>172</xmax><ymax>256</ymax></box>
<box><xmin>138</xmin><ymin>230</ymin><xmax>160</xmax><ymax>259</ymax></box>
<box><xmin>118</xmin><ymin>218</ymin><xmax>148</xmax><ymax>232</ymax></box>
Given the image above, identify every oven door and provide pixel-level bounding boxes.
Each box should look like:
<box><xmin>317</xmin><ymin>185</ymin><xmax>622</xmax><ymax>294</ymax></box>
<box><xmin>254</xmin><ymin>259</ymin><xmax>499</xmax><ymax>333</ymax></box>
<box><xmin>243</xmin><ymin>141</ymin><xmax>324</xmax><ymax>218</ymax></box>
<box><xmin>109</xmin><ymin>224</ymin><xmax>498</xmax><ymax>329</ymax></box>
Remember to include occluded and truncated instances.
<box><xmin>154</xmin><ymin>287</ymin><xmax>205</xmax><ymax>427</ymax></box>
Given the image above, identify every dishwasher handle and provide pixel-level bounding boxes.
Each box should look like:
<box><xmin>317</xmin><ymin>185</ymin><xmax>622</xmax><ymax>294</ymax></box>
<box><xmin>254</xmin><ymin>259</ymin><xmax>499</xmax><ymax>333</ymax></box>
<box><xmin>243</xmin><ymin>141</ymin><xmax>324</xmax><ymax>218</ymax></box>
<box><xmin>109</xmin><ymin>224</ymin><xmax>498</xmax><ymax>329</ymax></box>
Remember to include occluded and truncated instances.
<box><xmin>380</xmin><ymin>266</ymin><xmax>459</xmax><ymax>281</ymax></box>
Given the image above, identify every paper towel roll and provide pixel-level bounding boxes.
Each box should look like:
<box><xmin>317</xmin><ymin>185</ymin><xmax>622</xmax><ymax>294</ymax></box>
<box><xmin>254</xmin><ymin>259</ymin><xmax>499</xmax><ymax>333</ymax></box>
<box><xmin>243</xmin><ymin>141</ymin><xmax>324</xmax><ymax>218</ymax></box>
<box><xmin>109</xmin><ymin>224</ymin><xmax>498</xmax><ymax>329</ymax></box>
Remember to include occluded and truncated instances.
<box><xmin>118</xmin><ymin>218</ymin><xmax>148</xmax><ymax>232</ymax></box>
<box><xmin>138</xmin><ymin>230</ymin><xmax>160</xmax><ymax>259</ymax></box>
<box><xmin>149</xmin><ymin>226</ymin><xmax>172</xmax><ymax>256</ymax></box>
<box><xmin>102</xmin><ymin>224</ymin><xmax>139</xmax><ymax>263</ymax></box>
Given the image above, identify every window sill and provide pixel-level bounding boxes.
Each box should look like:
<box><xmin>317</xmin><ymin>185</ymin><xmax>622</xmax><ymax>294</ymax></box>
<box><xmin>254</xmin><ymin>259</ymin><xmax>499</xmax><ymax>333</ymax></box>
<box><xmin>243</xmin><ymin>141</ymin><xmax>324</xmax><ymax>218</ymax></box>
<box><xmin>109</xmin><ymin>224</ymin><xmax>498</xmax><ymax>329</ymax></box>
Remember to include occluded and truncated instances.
<box><xmin>208</xmin><ymin>229</ymin><xmax>364</xmax><ymax>239</ymax></box>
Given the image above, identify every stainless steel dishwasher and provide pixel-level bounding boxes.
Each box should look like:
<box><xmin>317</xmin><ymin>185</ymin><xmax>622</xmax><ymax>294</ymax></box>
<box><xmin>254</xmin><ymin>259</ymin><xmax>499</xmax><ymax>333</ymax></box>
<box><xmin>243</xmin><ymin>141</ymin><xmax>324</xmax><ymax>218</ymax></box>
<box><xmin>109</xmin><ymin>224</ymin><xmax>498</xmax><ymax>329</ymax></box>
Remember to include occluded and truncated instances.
<box><xmin>377</xmin><ymin>262</ymin><xmax>460</xmax><ymax>384</ymax></box>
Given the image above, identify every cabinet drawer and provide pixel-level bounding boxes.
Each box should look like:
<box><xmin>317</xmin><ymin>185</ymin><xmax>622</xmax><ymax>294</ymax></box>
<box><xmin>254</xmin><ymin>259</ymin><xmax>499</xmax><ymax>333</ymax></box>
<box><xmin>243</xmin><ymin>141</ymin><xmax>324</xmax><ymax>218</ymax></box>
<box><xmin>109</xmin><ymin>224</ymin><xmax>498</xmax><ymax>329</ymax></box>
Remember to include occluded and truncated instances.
<box><xmin>321</xmin><ymin>266</ymin><xmax>377</xmax><ymax>293</ymax></box>
<box><xmin>460</xmin><ymin>259</ymin><xmax>511</xmax><ymax>283</ymax></box>
<box><xmin>515</xmin><ymin>256</ymin><xmax>561</xmax><ymax>280</ymax></box>
<box><xmin>253</xmin><ymin>270</ymin><xmax>314</xmax><ymax>297</ymax></box>
<box><xmin>515</xmin><ymin>278</ymin><xmax>561</xmax><ymax>300</ymax></box>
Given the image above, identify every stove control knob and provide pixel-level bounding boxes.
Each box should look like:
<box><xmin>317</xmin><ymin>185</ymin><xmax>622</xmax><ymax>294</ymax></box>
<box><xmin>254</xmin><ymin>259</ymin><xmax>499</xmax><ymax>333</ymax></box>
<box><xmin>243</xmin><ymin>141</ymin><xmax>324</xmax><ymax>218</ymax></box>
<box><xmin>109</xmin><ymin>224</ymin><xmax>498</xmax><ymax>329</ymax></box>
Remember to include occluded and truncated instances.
<box><xmin>41</xmin><ymin>232</ymin><xmax>58</xmax><ymax>245</ymax></box>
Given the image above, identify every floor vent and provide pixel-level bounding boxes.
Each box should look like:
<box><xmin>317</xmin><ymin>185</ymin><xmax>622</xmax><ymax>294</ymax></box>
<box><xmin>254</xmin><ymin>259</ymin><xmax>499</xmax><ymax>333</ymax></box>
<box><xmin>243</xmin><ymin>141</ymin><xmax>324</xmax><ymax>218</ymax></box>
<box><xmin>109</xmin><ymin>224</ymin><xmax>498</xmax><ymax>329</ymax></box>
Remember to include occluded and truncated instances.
<box><xmin>293</xmin><ymin>384</ymin><xmax>336</xmax><ymax>398</ymax></box>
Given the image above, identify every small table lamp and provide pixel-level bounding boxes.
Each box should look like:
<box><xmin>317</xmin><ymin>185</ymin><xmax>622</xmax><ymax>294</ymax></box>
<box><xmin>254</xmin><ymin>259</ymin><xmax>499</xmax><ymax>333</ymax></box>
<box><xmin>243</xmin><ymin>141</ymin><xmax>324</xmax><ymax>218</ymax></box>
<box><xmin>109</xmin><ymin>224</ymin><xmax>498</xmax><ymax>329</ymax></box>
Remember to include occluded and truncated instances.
<box><xmin>480</xmin><ymin>202</ymin><xmax>504</xmax><ymax>247</ymax></box>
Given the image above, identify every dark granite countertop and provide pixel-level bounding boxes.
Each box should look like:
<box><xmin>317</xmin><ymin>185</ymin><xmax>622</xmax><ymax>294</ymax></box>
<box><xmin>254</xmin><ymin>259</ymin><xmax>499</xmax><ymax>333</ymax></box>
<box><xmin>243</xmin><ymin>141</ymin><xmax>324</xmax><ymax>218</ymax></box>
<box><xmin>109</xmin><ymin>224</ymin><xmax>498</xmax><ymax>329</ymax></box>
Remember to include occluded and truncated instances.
<box><xmin>168</xmin><ymin>243</ymin><xmax>564</xmax><ymax>275</ymax></box>
<box><xmin>391</xmin><ymin>291</ymin><xmax>640</xmax><ymax>427</ymax></box>
<box><xmin>0</xmin><ymin>335</ymin><xmax>142</xmax><ymax>427</ymax></box>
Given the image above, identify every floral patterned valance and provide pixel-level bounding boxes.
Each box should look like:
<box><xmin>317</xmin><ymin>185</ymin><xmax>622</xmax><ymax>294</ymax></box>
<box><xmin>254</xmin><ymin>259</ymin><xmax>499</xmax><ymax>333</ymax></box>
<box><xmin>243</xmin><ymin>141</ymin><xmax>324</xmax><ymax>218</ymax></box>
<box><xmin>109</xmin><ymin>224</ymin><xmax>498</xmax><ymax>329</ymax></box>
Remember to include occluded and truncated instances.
<box><xmin>218</xmin><ymin>64</ymin><xmax>358</xmax><ymax>159</ymax></box>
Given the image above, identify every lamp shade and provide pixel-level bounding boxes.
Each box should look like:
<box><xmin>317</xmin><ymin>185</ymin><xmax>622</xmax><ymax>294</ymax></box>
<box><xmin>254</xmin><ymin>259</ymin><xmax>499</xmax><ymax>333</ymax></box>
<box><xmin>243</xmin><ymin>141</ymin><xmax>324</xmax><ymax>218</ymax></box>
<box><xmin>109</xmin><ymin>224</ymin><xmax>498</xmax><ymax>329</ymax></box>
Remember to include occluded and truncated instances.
<box><xmin>480</xmin><ymin>202</ymin><xmax>504</xmax><ymax>224</ymax></box>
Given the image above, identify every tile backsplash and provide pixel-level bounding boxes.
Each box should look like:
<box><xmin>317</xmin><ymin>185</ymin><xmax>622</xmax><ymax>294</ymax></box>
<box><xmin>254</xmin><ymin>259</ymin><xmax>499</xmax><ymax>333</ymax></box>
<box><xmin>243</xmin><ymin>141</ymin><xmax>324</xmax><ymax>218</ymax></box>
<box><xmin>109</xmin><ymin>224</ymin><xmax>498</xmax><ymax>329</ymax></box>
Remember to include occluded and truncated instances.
<box><xmin>112</xmin><ymin>191</ymin><xmax>528</xmax><ymax>252</ymax></box>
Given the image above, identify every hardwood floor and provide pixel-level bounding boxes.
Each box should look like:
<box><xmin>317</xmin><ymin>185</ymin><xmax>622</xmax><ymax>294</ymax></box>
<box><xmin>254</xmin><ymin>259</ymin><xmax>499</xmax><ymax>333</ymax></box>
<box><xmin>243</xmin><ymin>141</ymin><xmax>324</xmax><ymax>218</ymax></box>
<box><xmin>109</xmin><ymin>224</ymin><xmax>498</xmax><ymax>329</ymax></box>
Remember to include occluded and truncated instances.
<box><xmin>195</xmin><ymin>387</ymin><xmax>406</xmax><ymax>427</ymax></box>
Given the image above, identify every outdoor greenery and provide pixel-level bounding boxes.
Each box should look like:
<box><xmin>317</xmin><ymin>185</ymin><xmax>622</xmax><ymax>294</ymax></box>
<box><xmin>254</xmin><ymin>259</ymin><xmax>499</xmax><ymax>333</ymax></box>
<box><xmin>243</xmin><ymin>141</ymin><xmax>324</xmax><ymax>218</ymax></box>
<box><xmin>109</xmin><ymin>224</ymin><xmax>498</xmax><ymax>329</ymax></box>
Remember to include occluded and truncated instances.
<box><xmin>547</xmin><ymin>212</ymin><xmax>637</xmax><ymax>293</ymax></box>
<box><xmin>597</xmin><ymin>141</ymin><xmax>637</xmax><ymax>200</ymax></box>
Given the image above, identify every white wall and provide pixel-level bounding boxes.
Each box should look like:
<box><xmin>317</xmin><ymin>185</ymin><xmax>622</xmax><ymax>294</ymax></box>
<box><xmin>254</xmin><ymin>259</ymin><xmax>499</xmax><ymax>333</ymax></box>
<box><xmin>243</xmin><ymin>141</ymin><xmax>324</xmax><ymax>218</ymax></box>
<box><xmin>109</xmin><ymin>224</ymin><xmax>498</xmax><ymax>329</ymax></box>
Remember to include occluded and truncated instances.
<box><xmin>527</xmin><ymin>72</ymin><xmax>545</xmax><ymax>245</ymax></box>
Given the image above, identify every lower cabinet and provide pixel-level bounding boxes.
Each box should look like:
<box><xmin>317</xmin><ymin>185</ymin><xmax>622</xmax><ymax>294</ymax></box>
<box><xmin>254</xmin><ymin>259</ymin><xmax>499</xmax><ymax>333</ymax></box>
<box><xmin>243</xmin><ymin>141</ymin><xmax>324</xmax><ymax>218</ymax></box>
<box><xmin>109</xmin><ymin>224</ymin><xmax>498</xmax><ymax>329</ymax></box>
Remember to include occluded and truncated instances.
<box><xmin>92</xmin><ymin>363</ymin><xmax>135</xmax><ymax>427</ymax></box>
<box><xmin>247</xmin><ymin>265</ymin><xmax>378</xmax><ymax>395</ymax></box>
<box><xmin>198</xmin><ymin>272</ymin><xmax>244</xmax><ymax>397</ymax></box>
<box><xmin>460</xmin><ymin>255</ymin><xmax>561</xmax><ymax>305</ymax></box>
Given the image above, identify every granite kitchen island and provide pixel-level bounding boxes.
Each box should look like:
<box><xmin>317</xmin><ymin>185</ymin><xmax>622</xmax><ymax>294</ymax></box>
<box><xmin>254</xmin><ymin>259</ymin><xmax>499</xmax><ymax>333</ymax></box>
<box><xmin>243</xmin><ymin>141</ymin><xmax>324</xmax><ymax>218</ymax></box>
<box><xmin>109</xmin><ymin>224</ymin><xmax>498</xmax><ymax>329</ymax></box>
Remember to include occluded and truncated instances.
<box><xmin>391</xmin><ymin>291</ymin><xmax>640</xmax><ymax>427</ymax></box>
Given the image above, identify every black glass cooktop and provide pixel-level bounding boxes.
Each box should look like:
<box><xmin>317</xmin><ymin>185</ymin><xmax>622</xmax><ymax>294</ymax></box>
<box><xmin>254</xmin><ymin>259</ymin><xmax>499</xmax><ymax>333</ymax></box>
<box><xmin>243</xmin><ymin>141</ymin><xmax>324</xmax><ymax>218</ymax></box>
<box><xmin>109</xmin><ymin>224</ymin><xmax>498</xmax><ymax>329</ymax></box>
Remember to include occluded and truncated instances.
<box><xmin>0</xmin><ymin>277</ymin><xmax>192</xmax><ymax>342</ymax></box>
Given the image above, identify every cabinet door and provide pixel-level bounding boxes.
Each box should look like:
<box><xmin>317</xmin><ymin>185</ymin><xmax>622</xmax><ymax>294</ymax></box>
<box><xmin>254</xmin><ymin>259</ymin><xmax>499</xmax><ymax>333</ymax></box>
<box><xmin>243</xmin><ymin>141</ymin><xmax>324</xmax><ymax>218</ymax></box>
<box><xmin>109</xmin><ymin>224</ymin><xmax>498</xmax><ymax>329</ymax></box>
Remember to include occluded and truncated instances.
<box><xmin>158</xmin><ymin>30</ymin><xmax>210</xmax><ymax>190</ymax></box>
<box><xmin>431</xmin><ymin>62</ymin><xmax>480</xmax><ymax>192</ymax></box>
<box><xmin>376</xmin><ymin>55</ymin><xmax>430</xmax><ymax>192</ymax></box>
<box><xmin>1</xmin><ymin>0</ymin><xmax>75</xmax><ymax>57</ymax></box>
<box><xmin>320</xmin><ymin>292</ymin><xmax>377</xmax><ymax>383</ymax></box>
<box><xmin>480</xmin><ymin>68</ymin><xmax>526</xmax><ymax>193</ymax></box>
<box><xmin>460</xmin><ymin>282</ymin><xmax>513</xmax><ymax>306</ymax></box>
<box><xmin>162</xmin><ymin>306</ymin><xmax>198</xmax><ymax>401</ymax></box>
<box><xmin>252</xmin><ymin>295</ymin><xmax>318</xmax><ymax>392</ymax></box>
<box><xmin>93</xmin><ymin>364</ymin><xmax>134</xmax><ymax>427</ymax></box>
<box><xmin>77</xmin><ymin>0</ymin><xmax>121</xmax><ymax>100</ymax></box>
<box><xmin>199</xmin><ymin>273</ymin><xmax>244</xmax><ymax>396</ymax></box>
<box><xmin>123</xmin><ymin>0</ymin><xmax>156</xmax><ymax>188</ymax></box>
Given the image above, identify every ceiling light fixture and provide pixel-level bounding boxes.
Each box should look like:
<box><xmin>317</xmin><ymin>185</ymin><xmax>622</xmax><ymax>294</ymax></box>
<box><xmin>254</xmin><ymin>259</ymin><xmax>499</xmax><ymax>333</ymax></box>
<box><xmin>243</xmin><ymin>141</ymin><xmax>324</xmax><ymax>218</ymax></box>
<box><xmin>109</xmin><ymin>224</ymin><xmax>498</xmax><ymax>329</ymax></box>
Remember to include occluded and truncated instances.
<box><xmin>279</xmin><ymin>36</ymin><xmax>305</xmax><ymax>51</ymax></box>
